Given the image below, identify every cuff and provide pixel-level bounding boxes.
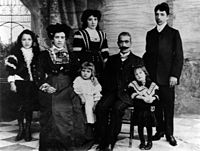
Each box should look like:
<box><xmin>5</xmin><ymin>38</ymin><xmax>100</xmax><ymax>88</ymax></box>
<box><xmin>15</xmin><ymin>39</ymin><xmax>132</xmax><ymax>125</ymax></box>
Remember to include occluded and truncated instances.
<box><xmin>8</xmin><ymin>75</ymin><xmax>15</xmax><ymax>83</ymax></box>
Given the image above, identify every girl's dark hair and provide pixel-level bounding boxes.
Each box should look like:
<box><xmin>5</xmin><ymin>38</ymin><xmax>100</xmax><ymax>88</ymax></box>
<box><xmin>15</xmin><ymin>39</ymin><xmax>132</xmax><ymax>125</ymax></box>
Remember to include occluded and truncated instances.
<box><xmin>15</xmin><ymin>29</ymin><xmax>40</xmax><ymax>55</ymax></box>
<box><xmin>133</xmin><ymin>65</ymin><xmax>152</xmax><ymax>86</ymax></box>
<box><xmin>46</xmin><ymin>23</ymin><xmax>72</xmax><ymax>40</ymax></box>
<box><xmin>81</xmin><ymin>9</ymin><xmax>101</xmax><ymax>30</ymax></box>
<box><xmin>154</xmin><ymin>2</ymin><xmax>169</xmax><ymax>15</ymax></box>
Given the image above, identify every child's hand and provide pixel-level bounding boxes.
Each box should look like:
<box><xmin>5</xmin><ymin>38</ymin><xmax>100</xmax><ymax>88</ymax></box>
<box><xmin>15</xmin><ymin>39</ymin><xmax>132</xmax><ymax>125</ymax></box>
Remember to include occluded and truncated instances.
<box><xmin>149</xmin><ymin>96</ymin><xmax>156</xmax><ymax>103</ymax></box>
<box><xmin>143</xmin><ymin>97</ymin><xmax>149</xmax><ymax>103</ymax></box>
<box><xmin>10</xmin><ymin>82</ymin><xmax>17</xmax><ymax>92</ymax></box>
<box><xmin>81</xmin><ymin>98</ymin><xmax>86</xmax><ymax>104</ymax></box>
<box><xmin>93</xmin><ymin>101</ymin><xmax>98</xmax><ymax>111</ymax></box>
<box><xmin>79</xmin><ymin>94</ymin><xmax>86</xmax><ymax>104</ymax></box>
<box><xmin>144</xmin><ymin>96</ymin><xmax>155</xmax><ymax>103</ymax></box>
<box><xmin>131</xmin><ymin>93</ymin><xmax>140</xmax><ymax>99</ymax></box>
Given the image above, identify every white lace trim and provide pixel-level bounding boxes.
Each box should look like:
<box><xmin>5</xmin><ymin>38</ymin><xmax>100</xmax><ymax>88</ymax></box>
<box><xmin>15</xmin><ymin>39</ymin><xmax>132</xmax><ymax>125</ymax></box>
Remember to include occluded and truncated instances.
<box><xmin>21</xmin><ymin>47</ymin><xmax>33</xmax><ymax>81</ymax></box>
<box><xmin>4</xmin><ymin>55</ymin><xmax>18</xmax><ymax>69</ymax></box>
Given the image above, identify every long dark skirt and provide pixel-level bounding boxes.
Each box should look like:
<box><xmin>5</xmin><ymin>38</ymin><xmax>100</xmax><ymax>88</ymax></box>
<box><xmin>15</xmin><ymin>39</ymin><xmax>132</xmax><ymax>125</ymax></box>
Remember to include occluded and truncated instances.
<box><xmin>15</xmin><ymin>80</ymin><xmax>39</xmax><ymax>112</ymax></box>
<box><xmin>39</xmin><ymin>74</ymin><xmax>88</xmax><ymax>151</ymax></box>
<box><xmin>133</xmin><ymin>98</ymin><xmax>157</xmax><ymax>127</ymax></box>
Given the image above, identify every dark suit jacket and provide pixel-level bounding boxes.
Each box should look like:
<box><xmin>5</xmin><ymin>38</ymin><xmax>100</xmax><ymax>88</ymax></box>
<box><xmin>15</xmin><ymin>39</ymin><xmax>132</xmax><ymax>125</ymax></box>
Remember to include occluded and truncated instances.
<box><xmin>102</xmin><ymin>52</ymin><xmax>143</xmax><ymax>105</ymax></box>
<box><xmin>143</xmin><ymin>25</ymin><xmax>184</xmax><ymax>86</ymax></box>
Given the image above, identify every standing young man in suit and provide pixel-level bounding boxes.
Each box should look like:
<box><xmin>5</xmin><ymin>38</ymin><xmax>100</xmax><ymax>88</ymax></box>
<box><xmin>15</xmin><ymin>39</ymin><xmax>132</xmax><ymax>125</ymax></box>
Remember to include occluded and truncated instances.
<box><xmin>143</xmin><ymin>2</ymin><xmax>184</xmax><ymax>146</ymax></box>
<box><xmin>96</xmin><ymin>32</ymin><xmax>143</xmax><ymax>151</ymax></box>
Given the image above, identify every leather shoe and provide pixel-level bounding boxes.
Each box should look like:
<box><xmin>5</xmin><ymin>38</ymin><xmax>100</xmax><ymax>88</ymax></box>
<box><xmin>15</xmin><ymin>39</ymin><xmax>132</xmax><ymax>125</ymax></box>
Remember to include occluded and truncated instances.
<box><xmin>145</xmin><ymin>141</ymin><xmax>152</xmax><ymax>150</ymax></box>
<box><xmin>96</xmin><ymin>145</ymin><xmax>111</xmax><ymax>151</ymax></box>
<box><xmin>139</xmin><ymin>142</ymin><xmax>145</xmax><ymax>150</ymax></box>
<box><xmin>152</xmin><ymin>132</ymin><xmax>164</xmax><ymax>141</ymax></box>
<box><xmin>166</xmin><ymin>135</ymin><xmax>177</xmax><ymax>146</ymax></box>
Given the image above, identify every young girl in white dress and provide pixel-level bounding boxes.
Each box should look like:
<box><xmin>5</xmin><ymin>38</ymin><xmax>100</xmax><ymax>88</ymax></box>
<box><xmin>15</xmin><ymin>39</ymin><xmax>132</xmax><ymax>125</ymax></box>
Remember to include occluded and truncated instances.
<box><xmin>73</xmin><ymin>61</ymin><xmax>102</xmax><ymax>142</ymax></box>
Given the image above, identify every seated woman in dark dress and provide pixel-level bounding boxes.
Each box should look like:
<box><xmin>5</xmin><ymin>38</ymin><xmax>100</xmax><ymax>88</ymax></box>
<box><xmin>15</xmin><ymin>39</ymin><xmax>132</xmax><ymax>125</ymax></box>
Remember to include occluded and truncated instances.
<box><xmin>37</xmin><ymin>23</ymin><xmax>87</xmax><ymax>151</ymax></box>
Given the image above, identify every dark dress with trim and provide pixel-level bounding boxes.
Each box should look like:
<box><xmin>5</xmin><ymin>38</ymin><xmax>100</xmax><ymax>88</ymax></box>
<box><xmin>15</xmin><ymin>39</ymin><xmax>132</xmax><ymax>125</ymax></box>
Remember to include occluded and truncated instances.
<box><xmin>37</xmin><ymin>48</ymin><xmax>87</xmax><ymax>151</ymax></box>
<box><xmin>128</xmin><ymin>79</ymin><xmax>159</xmax><ymax>127</ymax></box>
<box><xmin>5</xmin><ymin>48</ymin><xmax>39</xmax><ymax>112</ymax></box>
<box><xmin>72</xmin><ymin>29</ymin><xmax>109</xmax><ymax>80</ymax></box>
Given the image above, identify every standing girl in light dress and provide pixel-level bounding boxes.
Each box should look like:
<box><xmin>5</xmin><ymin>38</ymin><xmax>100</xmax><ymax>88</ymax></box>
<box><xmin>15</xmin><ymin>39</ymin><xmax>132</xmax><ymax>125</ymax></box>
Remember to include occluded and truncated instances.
<box><xmin>73</xmin><ymin>61</ymin><xmax>102</xmax><ymax>142</ymax></box>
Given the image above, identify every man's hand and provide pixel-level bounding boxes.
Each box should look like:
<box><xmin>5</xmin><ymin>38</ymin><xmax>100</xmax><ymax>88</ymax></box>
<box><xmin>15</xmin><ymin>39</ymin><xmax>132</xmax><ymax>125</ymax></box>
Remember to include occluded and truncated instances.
<box><xmin>46</xmin><ymin>86</ymin><xmax>56</xmax><ymax>94</ymax></box>
<box><xmin>39</xmin><ymin>83</ymin><xmax>56</xmax><ymax>94</ymax></box>
<box><xmin>169</xmin><ymin>76</ymin><xmax>178</xmax><ymax>87</ymax></box>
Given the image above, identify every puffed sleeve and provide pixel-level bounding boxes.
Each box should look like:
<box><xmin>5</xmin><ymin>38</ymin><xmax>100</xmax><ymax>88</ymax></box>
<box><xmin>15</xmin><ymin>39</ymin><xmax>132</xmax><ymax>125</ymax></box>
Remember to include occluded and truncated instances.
<box><xmin>99</xmin><ymin>31</ymin><xmax>109</xmax><ymax>59</ymax></box>
<box><xmin>5</xmin><ymin>55</ymin><xmax>18</xmax><ymax>75</ymax></box>
<box><xmin>73</xmin><ymin>31</ymin><xmax>84</xmax><ymax>52</ymax></box>
<box><xmin>73</xmin><ymin>76</ymin><xmax>83</xmax><ymax>95</ymax></box>
<box><xmin>5</xmin><ymin>55</ymin><xmax>18</xmax><ymax>83</ymax></box>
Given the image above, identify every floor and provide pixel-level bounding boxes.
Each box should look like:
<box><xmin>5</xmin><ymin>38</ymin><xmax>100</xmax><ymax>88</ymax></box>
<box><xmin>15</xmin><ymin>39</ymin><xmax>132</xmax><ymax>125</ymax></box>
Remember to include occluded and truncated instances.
<box><xmin>0</xmin><ymin>115</ymin><xmax>200</xmax><ymax>151</ymax></box>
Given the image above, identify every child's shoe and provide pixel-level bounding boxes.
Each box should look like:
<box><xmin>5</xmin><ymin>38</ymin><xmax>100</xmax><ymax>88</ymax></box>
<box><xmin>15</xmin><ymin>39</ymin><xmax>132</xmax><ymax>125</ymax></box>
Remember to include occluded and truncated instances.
<box><xmin>145</xmin><ymin>141</ymin><xmax>152</xmax><ymax>150</ymax></box>
<box><xmin>139</xmin><ymin>141</ymin><xmax>145</xmax><ymax>150</ymax></box>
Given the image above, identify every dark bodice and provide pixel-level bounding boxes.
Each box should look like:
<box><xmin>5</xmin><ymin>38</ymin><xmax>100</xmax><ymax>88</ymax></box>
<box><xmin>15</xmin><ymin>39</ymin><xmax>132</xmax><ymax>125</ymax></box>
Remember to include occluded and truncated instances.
<box><xmin>36</xmin><ymin>50</ymin><xmax>72</xmax><ymax>87</ymax></box>
<box><xmin>72</xmin><ymin>30</ymin><xmax>109</xmax><ymax>78</ymax></box>
<box><xmin>5</xmin><ymin>48</ymin><xmax>39</xmax><ymax>82</ymax></box>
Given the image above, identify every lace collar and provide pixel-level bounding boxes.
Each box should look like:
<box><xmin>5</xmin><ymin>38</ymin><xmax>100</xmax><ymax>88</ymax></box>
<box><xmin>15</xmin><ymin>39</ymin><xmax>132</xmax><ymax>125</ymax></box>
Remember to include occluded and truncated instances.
<box><xmin>48</xmin><ymin>45</ymin><xmax>69</xmax><ymax>64</ymax></box>
<box><xmin>21</xmin><ymin>47</ymin><xmax>33</xmax><ymax>81</ymax></box>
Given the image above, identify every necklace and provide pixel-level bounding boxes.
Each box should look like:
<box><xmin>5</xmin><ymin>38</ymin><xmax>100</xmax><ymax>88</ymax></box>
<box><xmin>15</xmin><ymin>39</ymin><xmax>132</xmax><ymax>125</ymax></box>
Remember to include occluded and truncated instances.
<box><xmin>86</xmin><ymin>28</ymin><xmax>100</xmax><ymax>42</ymax></box>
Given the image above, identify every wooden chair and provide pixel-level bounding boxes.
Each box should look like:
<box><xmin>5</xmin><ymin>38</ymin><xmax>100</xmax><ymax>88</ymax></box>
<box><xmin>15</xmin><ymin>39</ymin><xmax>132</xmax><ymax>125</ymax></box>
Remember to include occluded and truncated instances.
<box><xmin>120</xmin><ymin>106</ymin><xmax>135</xmax><ymax>148</ymax></box>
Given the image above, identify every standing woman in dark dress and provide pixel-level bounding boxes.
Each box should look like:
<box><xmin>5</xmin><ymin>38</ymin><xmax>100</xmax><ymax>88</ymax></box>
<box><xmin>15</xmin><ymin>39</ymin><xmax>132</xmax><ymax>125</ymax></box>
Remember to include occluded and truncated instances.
<box><xmin>72</xmin><ymin>9</ymin><xmax>109</xmax><ymax>82</ymax></box>
<box><xmin>5</xmin><ymin>29</ymin><xmax>40</xmax><ymax>142</ymax></box>
<box><xmin>37</xmin><ymin>23</ymin><xmax>87</xmax><ymax>151</ymax></box>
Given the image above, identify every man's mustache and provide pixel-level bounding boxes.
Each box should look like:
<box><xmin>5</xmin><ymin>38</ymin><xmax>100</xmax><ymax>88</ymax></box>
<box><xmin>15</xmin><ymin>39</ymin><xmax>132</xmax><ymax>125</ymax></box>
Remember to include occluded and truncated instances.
<box><xmin>120</xmin><ymin>46</ymin><xmax>129</xmax><ymax>50</ymax></box>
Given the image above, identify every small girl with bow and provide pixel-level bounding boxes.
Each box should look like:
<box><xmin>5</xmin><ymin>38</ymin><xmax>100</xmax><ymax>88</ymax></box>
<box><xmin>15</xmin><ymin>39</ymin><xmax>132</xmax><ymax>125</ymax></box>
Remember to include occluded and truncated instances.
<box><xmin>73</xmin><ymin>61</ymin><xmax>102</xmax><ymax>141</ymax></box>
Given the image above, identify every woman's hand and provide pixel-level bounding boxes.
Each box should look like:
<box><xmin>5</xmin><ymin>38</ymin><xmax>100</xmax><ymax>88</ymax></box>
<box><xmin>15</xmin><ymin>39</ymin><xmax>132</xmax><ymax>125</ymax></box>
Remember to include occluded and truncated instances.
<box><xmin>39</xmin><ymin>83</ymin><xmax>56</xmax><ymax>93</ymax></box>
<box><xmin>10</xmin><ymin>82</ymin><xmax>17</xmax><ymax>92</ymax></box>
<box><xmin>46</xmin><ymin>86</ymin><xmax>56</xmax><ymax>94</ymax></box>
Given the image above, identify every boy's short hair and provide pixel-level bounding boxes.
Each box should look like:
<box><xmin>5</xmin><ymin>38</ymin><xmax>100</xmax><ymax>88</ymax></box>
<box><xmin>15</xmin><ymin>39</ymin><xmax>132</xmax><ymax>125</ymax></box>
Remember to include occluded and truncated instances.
<box><xmin>154</xmin><ymin>2</ymin><xmax>169</xmax><ymax>15</ymax></box>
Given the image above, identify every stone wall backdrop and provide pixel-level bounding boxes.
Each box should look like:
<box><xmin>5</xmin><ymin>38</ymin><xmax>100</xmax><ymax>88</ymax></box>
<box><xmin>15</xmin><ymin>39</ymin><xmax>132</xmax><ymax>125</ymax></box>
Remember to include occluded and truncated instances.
<box><xmin>173</xmin><ymin>0</ymin><xmax>200</xmax><ymax>115</ymax></box>
<box><xmin>0</xmin><ymin>0</ymin><xmax>200</xmax><ymax>121</ymax></box>
<box><xmin>99</xmin><ymin>0</ymin><xmax>200</xmax><ymax>115</ymax></box>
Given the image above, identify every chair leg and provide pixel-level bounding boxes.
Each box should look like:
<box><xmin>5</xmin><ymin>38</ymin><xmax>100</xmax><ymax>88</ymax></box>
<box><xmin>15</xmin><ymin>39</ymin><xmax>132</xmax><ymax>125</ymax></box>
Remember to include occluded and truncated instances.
<box><xmin>129</xmin><ymin>108</ymin><xmax>134</xmax><ymax>148</ymax></box>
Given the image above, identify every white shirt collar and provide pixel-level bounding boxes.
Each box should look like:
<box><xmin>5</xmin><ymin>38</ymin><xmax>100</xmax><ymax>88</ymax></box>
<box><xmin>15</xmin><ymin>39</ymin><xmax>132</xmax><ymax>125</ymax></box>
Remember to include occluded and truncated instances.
<box><xmin>157</xmin><ymin>22</ymin><xmax>167</xmax><ymax>32</ymax></box>
<box><xmin>52</xmin><ymin>45</ymin><xmax>64</xmax><ymax>51</ymax></box>
<box><xmin>120</xmin><ymin>51</ymin><xmax>131</xmax><ymax>61</ymax></box>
